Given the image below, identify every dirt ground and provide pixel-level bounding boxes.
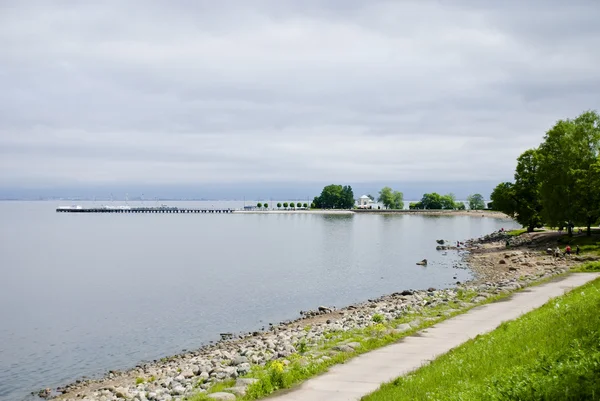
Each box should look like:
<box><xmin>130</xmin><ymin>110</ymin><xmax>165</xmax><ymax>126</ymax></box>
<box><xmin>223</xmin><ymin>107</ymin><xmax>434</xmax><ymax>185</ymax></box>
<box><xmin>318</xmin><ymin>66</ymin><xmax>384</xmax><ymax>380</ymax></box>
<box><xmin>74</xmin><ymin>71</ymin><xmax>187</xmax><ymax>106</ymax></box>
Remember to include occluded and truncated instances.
<box><xmin>466</xmin><ymin>231</ymin><xmax>598</xmax><ymax>284</ymax></box>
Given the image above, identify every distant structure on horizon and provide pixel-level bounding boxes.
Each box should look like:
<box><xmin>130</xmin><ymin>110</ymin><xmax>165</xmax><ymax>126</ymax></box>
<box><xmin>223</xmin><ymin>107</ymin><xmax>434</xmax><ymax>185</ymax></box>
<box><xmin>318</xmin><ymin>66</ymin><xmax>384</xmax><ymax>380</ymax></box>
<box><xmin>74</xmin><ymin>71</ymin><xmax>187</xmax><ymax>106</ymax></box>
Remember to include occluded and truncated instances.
<box><xmin>358</xmin><ymin>195</ymin><xmax>376</xmax><ymax>209</ymax></box>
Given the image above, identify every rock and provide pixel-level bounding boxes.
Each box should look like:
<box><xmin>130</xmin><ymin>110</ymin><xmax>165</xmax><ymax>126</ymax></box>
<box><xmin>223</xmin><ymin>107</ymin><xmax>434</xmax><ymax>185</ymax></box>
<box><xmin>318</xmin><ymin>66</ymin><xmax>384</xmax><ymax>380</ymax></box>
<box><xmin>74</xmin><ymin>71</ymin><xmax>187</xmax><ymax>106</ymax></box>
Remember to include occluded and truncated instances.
<box><xmin>181</xmin><ymin>369</ymin><xmax>194</xmax><ymax>379</ymax></box>
<box><xmin>232</xmin><ymin>355</ymin><xmax>248</xmax><ymax>365</ymax></box>
<box><xmin>318</xmin><ymin>306</ymin><xmax>333</xmax><ymax>313</ymax></box>
<box><xmin>416</xmin><ymin>259</ymin><xmax>428</xmax><ymax>266</ymax></box>
<box><xmin>235</xmin><ymin>378</ymin><xmax>258</xmax><ymax>387</ymax></box>
<box><xmin>237</xmin><ymin>363</ymin><xmax>251</xmax><ymax>375</ymax></box>
<box><xmin>224</xmin><ymin>386</ymin><xmax>247</xmax><ymax>396</ymax></box>
<box><xmin>332</xmin><ymin>344</ymin><xmax>354</xmax><ymax>353</ymax></box>
<box><xmin>499</xmin><ymin>259</ymin><xmax>507</xmax><ymax>264</ymax></box>
<box><xmin>436</xmin><ymin>239</ymin><xmax>445</xmax><ymax>244</ymax></box>
<box><xmin>207</xmin><ymin>392</ymin><xmax>236</xmax><ymax>400</ymax></box>
<box><xmin>509</xmin><ymin>267</ymin><xmax>518</xmax><ymax>271</ymax></box>
<box><xmin>346</xmin><ymin>342</ymin><xmax>361</xmax><ymax>350</ymax></box>
<box><xmin>396</xmin><ymin>323</ymin><xmax>411</xmax><ymax>332</ymax></box>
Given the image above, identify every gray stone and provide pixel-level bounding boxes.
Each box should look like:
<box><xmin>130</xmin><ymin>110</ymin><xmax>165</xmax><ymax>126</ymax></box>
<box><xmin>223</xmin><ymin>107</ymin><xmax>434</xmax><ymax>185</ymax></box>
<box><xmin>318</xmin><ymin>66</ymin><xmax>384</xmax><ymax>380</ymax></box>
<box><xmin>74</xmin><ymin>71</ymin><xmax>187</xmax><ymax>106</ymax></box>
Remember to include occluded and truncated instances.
<box><xmin>237</xmin><ymin>363</ymin><xmax>251</xmax><ymax>375</ymax></box>
<box><xmin>224</xmin><ymin>386</ymin><xmax>247</xmax><ymax>396</ymax></box>
<box><xmin>346</xmin><ymin>342</ymin><xmax>361</xmax><ymax>350</ymax></box>
<box><xmin>232</xmin><ymin>355</ymin><xmax>248</xmax><ymax>365</ymax></box>
<box><xmin>235</xmin><ymin>378</ymin><xmax>258</xmax><ymax>387</ymax></box>
<box><xmin>207</xmin><ymin>392</ymin><xmax>236</xmax><ymax>400</ymax></box>
<box><xmin>332</xmin><ymin>344</ymin><xmax>354</xmax><ymax>353</ymax></box>
<box><xmin>171</xmin><ymin>386</ymin><xmax>186</xmax><ymax>395</ymax></box>
<box><xmin>396</xmin><ymin>323</ymin><xmax>411</xmax><ymax>332</ymax></box>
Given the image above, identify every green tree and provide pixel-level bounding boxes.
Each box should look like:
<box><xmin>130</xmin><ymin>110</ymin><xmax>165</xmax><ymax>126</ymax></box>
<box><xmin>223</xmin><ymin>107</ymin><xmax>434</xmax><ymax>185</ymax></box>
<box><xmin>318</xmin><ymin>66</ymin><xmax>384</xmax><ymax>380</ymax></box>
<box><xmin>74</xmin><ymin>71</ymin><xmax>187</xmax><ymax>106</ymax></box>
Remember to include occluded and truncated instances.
<box><xmin>303</xmin><ymin>203</ymin><xmax>308</xmax><ymax>208</ymax></box>
<box><xmin>455</xmin><ymin>202</ymin><xmax>466</xmax><ymax>210</ymax></box>
<box><xmin>257</xmin><ymin>202</ymin><xmax>262</xmax><ymax>209</ymax></box>
<box><xmin>277</xmin><ymin>202</ymin><xmax>282</xmax><ymax>209</ymax></box>
<box><xmin>409</xmin><ymin>202</ymin><xmax>422</xmax><ymax>210</ymax></box>
<box><xmin>313</xmin><ymin>184</ymin><xmax>355</xmax><ymax>209</ymax></box>
<box><xmin>490</xmin><ymin>152</ymin><xmax>544</xmax><ymax>233</ymax></box>
<box><xmin>378</xmin><ymin>187</ymin><xmax>394</xmax><ymax>209</ymax></box>
<box><xmin>440</xmin><ymin>193</ymin><xmax>456</xmax><ymax>209</ymax></box>
<box><xmin>513</xmin><ymin>149</ymin><xmax>544</xmax><ymax>232</ymax></box>
<box><xmin>420</xmin><ymin>193</ymin><xmax>444</xmax><ymax>209</ymax></box>
<box><xmin>378</xmin><ymin>187</ymin><xmax>403</xmax><ymax>209</ymax></box>
<box><xmin>310</xmin><ymin>202</ymin><xmax>316</xmax><ymax>209</ymax></box>
<box><xmin>263</xmin><ymin>203</ymin><xmax>268</xmax><ymax>209</ymax></box>
<box><xmin>283</xmin><ymin>202</ymin><xmax>289</xmax><ymax>209</ymax></box>
<box><xmin>392</xmin><ymin>191</ymin><xmax>404</xmax><ymax>209</ymax></box>
<box><xmin>537</xmin><ymin>111</ymin><xmax>600</xmax><ymax>235</ymax></box>
<box><xmin>467</xmin><ymin>194</ymin><xmax>485</xmax><ymax>210</ymax></box>
<box><xmin>341</xmin><ymin>185</ymin><xmax>355</xmax><ymax>209</ymax></box>
<box><xmin>490</xmin><ymin>182</ymin><xmax>517</xmax><ymax>213</ymax></box>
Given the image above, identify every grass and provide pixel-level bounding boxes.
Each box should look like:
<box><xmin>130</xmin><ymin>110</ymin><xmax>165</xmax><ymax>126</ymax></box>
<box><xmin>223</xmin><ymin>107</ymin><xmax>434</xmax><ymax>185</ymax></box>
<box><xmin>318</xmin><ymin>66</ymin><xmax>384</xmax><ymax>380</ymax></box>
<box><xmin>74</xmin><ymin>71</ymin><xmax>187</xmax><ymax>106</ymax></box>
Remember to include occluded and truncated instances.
<box><xmin>506</xmin><ymin>228</ymin><xmax>545</xmax><ymax>236</ymax></box>
<box><xmin>182</xmin><ymin>272</ymin><xmax>576</xmax><ymax>401</ymax></box>
<box><xmin>574</xmin><ymin>261</ymin><xmax>600</xmax><ymax>272</ymax></box>
<box><xmin>184</xmin><ymin>285</ymin><xmax>567</xmax><ymax>400</ymax></box>
<box><xmin>362</xmin><ymin>277</ymin><xmax>600</xmax><ymax>401</ymax></box>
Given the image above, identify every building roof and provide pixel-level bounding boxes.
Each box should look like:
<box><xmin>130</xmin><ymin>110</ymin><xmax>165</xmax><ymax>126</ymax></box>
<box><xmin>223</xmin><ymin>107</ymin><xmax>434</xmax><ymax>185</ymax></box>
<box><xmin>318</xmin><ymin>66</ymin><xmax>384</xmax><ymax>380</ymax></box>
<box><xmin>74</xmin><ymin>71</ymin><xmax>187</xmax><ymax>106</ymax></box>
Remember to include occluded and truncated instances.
<box><xmin>360</xmin><ymin>195</ymin><xmax>370</xmax><ymax>199</ymax></box>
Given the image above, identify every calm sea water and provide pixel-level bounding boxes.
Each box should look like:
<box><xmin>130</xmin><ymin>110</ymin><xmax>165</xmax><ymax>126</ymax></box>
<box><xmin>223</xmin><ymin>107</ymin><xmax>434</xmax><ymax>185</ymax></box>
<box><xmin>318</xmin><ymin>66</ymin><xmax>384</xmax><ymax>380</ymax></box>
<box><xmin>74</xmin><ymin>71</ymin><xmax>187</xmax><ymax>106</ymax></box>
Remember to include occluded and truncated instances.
<box><xmin>0</xmin><ymin>201</ymin><xmax>518</xmax><ymax>400</ymax></box>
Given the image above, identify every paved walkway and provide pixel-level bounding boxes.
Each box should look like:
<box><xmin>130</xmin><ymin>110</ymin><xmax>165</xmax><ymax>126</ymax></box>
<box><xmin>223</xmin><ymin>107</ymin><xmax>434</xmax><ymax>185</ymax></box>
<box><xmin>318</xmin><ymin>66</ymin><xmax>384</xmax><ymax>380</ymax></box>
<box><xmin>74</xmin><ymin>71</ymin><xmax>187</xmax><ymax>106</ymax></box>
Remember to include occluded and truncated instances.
<box><xmin>268</xmin><ymin>273</ymin><xmax>600</xmax><ymax>401</ymax></box>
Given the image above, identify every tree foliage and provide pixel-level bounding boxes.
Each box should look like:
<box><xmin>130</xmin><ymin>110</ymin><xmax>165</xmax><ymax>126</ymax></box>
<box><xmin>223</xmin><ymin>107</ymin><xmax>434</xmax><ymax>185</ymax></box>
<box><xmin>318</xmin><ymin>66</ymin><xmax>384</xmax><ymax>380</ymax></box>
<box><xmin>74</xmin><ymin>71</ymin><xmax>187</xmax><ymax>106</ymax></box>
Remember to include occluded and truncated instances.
<box><xmin>411</xmin><ymin>193</ymin><xmax>459</xmax><ymax>209</ymax></box>
<box><xmin>377</xmin><ymin>186</ymin><xmax>404</xmax><ymax>209</ymax></box>
<box><xmin>492</xmin><ymin>110</ymin><xmax>600</xmax><ymax>235</ymax></box>
<box><xmin>537</xmin><ymin>111</ymin><xmax>600</xmax><ymax>235</ymax></box>
<box><xmin>467</xmin><ymin>194</ymin><xmax>485</xmax><ymax>210</ymax></box>
<box><xmin>313</xmin><ymin>185</ymin><xmax>355</xmax><ymax>209</ymax></box>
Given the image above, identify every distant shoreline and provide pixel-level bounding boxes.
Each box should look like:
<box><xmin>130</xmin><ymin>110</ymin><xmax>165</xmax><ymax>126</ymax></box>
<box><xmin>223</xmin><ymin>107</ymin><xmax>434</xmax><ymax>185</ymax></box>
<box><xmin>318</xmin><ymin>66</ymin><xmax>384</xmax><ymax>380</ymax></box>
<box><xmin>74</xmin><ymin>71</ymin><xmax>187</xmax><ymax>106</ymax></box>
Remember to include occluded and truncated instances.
<box><xmin>236</xmin><ymin>209</ymin><xmax>511</xmax><ymax>218</ymax></box>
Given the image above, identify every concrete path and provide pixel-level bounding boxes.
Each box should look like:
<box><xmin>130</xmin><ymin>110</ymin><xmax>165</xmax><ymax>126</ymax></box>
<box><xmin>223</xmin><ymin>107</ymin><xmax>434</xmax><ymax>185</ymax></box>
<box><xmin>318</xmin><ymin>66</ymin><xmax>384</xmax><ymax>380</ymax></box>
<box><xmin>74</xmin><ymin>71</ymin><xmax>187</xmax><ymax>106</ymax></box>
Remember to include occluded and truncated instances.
<box><xmin>267</xmin><ymin>273</ymin><xmax>600</xmax><ymax>401</ymax></box>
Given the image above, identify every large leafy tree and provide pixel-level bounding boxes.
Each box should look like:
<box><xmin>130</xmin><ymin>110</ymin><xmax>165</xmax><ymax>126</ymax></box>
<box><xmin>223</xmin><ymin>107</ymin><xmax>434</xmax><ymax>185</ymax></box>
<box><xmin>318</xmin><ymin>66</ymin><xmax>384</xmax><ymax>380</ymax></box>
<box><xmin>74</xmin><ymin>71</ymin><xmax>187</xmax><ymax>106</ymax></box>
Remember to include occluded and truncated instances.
<box><xmin>378</xmin><ymin>186</ymin><xmax>404</xmax><ymax>209</ymax></box>
<box><xmin>490</xmin><ymin>150</ymin><xmax>544</xmax><ymax>232</ymax></box>
<box><xmin>513</xmin><ymin>149</ymin><xmax>544</xmax><ymax>232</ymax></box>
<box><xmin>537</xmin><ymin>111</ymin><xmax>600</xmax><ymax>235</ymax></box>
<box><xmin>440</xmin><ymin>193</ymin><xmax>457</xmax><ymax>210</ymax></box>
<box><xmin>313</xmin><ymin>184</ymin><xmax>355</xmax><ymax>209</ymax></box>
<box><xmin>490</xmin><ymin>182</ymin><xmax>517</xmax><ymax>215</ymax></box>
<box><xmin>467</xmin><ymin>194</ymin><xmax>485</xmax><ymax>210</ymax></box>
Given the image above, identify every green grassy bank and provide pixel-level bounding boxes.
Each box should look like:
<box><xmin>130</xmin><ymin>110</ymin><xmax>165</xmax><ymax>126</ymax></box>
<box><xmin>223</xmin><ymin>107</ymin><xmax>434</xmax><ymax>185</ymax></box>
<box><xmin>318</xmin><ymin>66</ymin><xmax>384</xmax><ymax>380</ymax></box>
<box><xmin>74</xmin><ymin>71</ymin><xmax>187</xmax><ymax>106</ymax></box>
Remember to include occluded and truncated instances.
<box><xmin>363</xmin><ymin>277</ymin><xmax>600</xmax><ymax>401</ymax></box>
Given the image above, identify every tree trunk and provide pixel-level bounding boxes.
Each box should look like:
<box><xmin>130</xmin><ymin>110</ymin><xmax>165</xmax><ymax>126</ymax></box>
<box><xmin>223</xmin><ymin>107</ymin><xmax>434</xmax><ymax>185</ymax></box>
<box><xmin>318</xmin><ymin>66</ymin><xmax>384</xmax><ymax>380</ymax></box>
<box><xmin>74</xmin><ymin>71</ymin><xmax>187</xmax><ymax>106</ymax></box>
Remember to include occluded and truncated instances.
<box><xmin>527</xmin><ymin>224</ymin><xmax>534</xmax><ymax>233</ymax></box>
<box><xmin>587</xmin><ymin>217</ymin><xmax>592</xmax><ymax>237</ymax></box>
<box><xmin>567</xmin><ymin>222</ymin><xmax>573</xmax><ymax>237</ymax></box>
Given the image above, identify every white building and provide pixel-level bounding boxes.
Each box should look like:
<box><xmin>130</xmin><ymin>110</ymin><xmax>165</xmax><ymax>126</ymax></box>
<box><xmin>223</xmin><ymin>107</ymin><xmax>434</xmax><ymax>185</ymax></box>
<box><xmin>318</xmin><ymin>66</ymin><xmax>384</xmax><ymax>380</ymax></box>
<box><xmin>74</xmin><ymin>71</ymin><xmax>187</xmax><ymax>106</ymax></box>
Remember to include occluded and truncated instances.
<box><xmin>358</xmin><ymin>195</ymin><xmax>374</xmax><ymax>208</ymax></box>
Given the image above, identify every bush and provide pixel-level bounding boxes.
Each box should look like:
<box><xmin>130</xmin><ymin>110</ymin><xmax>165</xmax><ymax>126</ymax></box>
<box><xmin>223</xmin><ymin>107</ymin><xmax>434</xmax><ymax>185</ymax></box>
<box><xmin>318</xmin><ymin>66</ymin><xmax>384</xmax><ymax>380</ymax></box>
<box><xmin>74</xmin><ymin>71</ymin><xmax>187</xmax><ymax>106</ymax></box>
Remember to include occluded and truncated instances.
<box><xmin>372</xmin><ymin>313</ymin><xmax>384</xmax><ymax>323</ymax></box>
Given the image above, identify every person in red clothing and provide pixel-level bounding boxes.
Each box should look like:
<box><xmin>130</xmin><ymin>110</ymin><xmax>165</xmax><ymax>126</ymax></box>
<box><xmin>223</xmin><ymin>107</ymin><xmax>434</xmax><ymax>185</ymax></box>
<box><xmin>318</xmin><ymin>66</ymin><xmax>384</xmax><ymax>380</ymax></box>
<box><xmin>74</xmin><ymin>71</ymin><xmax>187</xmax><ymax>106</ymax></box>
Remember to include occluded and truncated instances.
<box><xmin>565</xmin><ymin>245</ymin><xmax>572</xmax><ymax>255</ymax></box>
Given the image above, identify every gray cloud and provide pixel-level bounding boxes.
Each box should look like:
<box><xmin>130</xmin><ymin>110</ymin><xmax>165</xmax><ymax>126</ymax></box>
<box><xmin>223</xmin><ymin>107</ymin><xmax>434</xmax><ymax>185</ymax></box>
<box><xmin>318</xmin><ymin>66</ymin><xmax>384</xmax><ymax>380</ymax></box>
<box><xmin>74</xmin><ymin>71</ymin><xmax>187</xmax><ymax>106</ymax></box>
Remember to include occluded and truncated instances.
<box><xmin>1</xmin><ymin>0</ymin><xmax>599</xmax><ymax>189</ymax></box>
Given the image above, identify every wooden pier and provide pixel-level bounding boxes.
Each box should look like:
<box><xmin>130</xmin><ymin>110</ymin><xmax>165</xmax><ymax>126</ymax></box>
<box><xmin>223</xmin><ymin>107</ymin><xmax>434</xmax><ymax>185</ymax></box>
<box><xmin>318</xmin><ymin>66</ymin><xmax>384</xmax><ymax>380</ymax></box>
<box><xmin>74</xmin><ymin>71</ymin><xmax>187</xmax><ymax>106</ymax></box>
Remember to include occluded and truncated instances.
<box><xmin>56</xmin><ymin>207</ymin><xmax>233</xmax><ymax>214</ymax></box>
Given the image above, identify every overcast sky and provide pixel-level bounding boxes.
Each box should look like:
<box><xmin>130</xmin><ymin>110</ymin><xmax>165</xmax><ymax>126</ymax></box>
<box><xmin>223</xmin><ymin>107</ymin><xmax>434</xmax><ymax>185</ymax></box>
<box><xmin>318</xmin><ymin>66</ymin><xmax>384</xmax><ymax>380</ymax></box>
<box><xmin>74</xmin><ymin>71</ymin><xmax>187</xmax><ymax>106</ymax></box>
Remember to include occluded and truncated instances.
<box><xmin>1</xmin><ymin>0</ymin><xmax>599</xmax><ymax>194</ymax></box>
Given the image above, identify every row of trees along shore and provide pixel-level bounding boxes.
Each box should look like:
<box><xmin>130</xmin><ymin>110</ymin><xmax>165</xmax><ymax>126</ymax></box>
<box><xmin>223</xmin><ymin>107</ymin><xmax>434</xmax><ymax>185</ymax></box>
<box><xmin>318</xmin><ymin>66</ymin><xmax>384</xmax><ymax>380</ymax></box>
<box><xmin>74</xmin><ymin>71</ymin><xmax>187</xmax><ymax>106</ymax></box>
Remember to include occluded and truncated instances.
<box><xmin>309</xmin><ymin>184</ymin><xmax>486</xmax><ymax>210</ymax></box>
<box><xmin>256</xmin><ymin>202</ymin><xmax>309</xmax><ymax>209</ymax></box>
<box><xmin>490</xmin><ymin>110</ymin><xmax>600</xmax><ymax>236</ymax></box>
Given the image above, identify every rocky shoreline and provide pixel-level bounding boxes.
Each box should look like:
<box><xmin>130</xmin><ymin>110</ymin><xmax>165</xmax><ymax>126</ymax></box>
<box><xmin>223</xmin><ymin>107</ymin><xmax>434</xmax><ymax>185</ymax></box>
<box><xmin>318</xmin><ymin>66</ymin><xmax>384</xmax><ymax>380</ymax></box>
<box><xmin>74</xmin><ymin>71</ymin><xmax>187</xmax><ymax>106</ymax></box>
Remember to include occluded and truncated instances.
<box><xmin>41</xmin><ymin>230</ymin><xmax>584</xmax><ymax>401</ymax></box>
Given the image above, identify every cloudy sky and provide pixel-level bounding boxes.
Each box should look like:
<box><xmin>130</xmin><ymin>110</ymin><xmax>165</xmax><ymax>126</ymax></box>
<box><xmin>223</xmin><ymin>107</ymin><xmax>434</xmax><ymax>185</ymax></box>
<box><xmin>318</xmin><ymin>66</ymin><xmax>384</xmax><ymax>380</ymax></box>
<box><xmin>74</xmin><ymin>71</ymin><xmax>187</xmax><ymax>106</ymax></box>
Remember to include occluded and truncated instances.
<box><xmin>1</xmin><ymin>0</ymin><xmax>599</xmax><ymax>197</ymax></box>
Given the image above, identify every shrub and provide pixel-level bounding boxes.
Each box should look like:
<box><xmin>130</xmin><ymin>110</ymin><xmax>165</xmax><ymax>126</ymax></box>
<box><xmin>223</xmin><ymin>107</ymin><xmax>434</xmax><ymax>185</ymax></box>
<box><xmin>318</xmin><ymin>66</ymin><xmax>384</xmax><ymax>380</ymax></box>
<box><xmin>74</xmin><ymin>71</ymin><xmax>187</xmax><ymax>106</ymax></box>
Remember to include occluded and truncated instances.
<box><xmin>372</xmin><ymin>313</ymin><xmax>384</xmax><ymax>323</ymax></box>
